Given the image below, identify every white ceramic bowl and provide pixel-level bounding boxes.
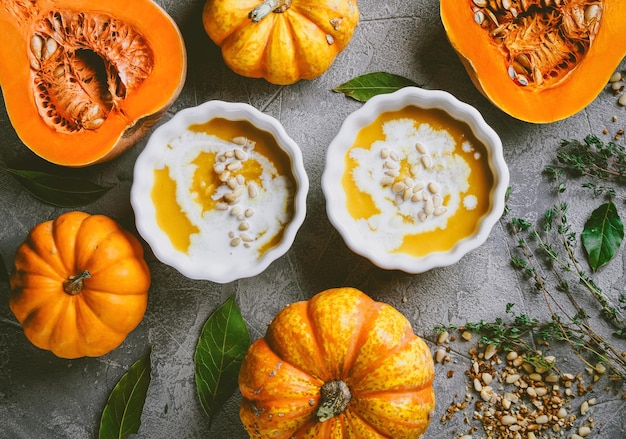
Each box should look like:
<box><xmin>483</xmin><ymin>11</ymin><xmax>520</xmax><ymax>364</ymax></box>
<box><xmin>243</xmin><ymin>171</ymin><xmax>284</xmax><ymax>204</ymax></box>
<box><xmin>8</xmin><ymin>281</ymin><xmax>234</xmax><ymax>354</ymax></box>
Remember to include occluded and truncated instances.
<box><xmin>131</xmin><ymin>100</ymin><xmax>308</xmax><ymax>283</ymax></box>
<box><xmin>322</xmin><ymin>86</ymin><xmax>509</xmax><ymax>273</ymax></box>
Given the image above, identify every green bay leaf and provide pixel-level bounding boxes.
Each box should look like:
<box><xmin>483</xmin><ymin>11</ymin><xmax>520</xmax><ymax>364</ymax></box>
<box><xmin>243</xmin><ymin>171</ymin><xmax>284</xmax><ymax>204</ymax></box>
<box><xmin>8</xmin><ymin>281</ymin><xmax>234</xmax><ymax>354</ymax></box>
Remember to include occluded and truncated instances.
<box><xmin>99</xmin><ymin>352</ymin><xmax>151</xmax><ymax>439</ymax></box>
<box><xmin>195</xmin><ymin>295</ymin><xmax>250</xmax><ymax>426</ymax></box>
<box><xmin>582</xmin><ymin>201</ymin><xmax>624</xmax><ymax>272</ymax></box>
<box><xmin>332</xmin><ymin>72</ymin><xmax>418</xmax><ymax>102</ymax></box>
<box><xmin>5</xmin><ymin>168</ymin><xmax>112</xmax><ymax>207</ymax></box>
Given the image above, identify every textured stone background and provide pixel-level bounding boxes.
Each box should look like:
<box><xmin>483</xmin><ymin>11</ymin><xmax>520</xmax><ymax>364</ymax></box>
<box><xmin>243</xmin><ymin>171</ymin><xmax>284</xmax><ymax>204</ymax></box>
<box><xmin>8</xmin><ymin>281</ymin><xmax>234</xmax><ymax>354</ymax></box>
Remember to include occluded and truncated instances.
<box><xmin>1</xmin><ymin>0</ymin><xmax>625</xmax><ymax>438</ymax></box>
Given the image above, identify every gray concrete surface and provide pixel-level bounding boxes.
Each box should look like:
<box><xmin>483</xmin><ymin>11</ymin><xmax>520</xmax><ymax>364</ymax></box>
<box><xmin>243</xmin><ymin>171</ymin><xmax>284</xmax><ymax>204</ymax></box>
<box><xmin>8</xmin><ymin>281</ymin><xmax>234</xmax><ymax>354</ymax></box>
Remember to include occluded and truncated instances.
<box><xmin>1</xmin><ymin>0</ymin><xmax>625</xmax><ymax>438</ymax></box>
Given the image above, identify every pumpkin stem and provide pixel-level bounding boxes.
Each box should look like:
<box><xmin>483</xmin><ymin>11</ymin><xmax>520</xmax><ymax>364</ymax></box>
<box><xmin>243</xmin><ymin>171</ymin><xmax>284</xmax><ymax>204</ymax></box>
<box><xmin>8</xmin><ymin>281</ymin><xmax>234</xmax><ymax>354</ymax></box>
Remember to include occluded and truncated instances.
<box><xmin>316</xmin><ymin>380</ymin><xmax>351</xmax><ymax>422</ymax></box>
<box><xmin>248</xmin><ymin>0</ymin><xmax>292</xmax><ymax>23</ymax></box>
<box><xmin>63</xmin><ymin>270</ymin><xmax>91</xmax><ymax>295</ymax></box>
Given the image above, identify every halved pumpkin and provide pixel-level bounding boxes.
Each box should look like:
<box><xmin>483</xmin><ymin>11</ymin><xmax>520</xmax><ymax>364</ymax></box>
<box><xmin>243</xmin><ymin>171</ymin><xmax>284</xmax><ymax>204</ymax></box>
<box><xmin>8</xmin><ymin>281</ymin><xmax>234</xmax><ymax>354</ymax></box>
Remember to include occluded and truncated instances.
<box><xmin>440</xmin><ymin>0</ymin><xmax>626</xmax><ymax>123</ymax></box>
<box><xmin>0</xmin><ymin>0</ymin><xmax>187</xmax><ymax>166</ymax></box>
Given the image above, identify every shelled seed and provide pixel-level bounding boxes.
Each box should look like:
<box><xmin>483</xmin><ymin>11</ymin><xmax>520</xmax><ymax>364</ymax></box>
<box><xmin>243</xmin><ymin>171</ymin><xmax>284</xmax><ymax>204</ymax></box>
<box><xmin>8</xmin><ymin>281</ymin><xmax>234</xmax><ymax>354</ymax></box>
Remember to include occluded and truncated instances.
<box><xmin>248</xmin><ymin>184</ymin><xmax>258</xmax><ymax>198</ymax></box>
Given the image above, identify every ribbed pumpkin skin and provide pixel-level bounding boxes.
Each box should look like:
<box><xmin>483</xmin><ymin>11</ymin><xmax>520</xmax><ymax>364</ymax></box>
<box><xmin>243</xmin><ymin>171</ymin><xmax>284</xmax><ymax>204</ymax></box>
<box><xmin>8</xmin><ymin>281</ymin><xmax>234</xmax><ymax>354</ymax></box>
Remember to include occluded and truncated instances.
<box><xmin>202</xmin><ymin>0</ymin><xmax>359</xmax><ymax>85</ymax></box>
<box><xmin>238</xmin><ymin>287</ymin><xmax>435</xmax><ymax>438</ymax></box>
<box><xmin>9</xmin><ymin>211</ymin><xmax>151</xmax><ymax>359</ymax></box>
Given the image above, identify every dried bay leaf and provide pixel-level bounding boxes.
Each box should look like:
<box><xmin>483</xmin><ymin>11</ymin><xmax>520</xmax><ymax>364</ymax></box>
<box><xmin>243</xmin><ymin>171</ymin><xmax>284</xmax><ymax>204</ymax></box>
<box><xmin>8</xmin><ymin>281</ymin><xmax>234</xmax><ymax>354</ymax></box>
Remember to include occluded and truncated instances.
<box><xmin>333</xmin><ymin>72</ymin><xmax>418</xmax><ymax>102</ymax></box>
<box><xmin>99</xmin><ymin>352</ymin><xmax>151</xmax><ymax>439</ymax></box>
<box><xmin>5</xmin><ymin>167</ymin><xmax>112</xmax><ymax>207</ymax></box>
<box><xmin>195</xmin><ymin>295</ymin><xmax>250</xmax><ymax>426</ymax></box>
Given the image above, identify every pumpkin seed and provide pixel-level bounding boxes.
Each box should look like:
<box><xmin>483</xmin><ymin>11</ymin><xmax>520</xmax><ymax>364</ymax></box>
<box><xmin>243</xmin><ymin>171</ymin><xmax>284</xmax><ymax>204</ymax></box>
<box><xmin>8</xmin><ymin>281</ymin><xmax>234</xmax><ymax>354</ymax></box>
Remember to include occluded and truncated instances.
<box><xmin>403</xmin><ymin>188</ymin><xmax>412</xmax><ymax>200</ymax></box>
<box><xmin>515</xmin><ymin>53</ymin><xmax>533</xmax><ymax>71</ymax></box>
<box><xmin>584</xmin><ymin>4</ymin><xmax>599</xmax><ymax>24</ymax></box>
<box><xmin>434</xmin><ymin>206</ymin><xmax>447</xmax><ymax>216</ymax></box>
<box><xmin>240</xmin><ymin>232</ymin><xmax>254</xmax><ymax>242</ymax></box>
<box><xmin>501</xmin><ymin>415</ymin><xmax>517</xmax><ymax>426</ymax></box>
<box><xmin>384</xmin><ymin>169</ymin><xmax>399</xmax><ymax>177</ymax></box>
<box><xmin>507</xmin><ymin>65</ymin><xmax>517</xmax><ymax>80</ymax></box>
<box><xmin>43</xmin><ymin>37</ymin><xmax>58</xmax><ymax>60</ymax></box>
<box><xmin>224</xmin><ymin>192</ymin><xmax>237</xmax><ymax>204</ymax></box>
<box><xmin>392</xmin><ymin>181</ymin><xmax>406</xmax><ymax>194</ymax></box>
<box><xmin>234</xmin><ymin>148</ymin><xmax>247</xmax><ymax>160</ymax></box>
<box><xmin>474</xmin><ymin>11</ymin><xmax>486</xmax><ymax>25</ymax></box>
<box><xmin>219</xmin><ymin>170</ymin><xmax>231</xmax><ymax>182</ymax></box>
<box><xmin>413</xmin><ymin>183</ymin><xmax>424</xmax><ymax>193</ymax></box>
<box><xmin>384</xmin><ymin>160</ymin><xmax>399</xmax><ymax>169</ymax></box>
<box><xmin>227</xmin><ymin>161</ymin><xmax>242</xmax><ymax>172</ymax></box>
<box><xmin>247</xmin><ymin>185</ymin><xmax>257</xmax><ymax>198</ymax></box>
<box><xmin>506</xmin><ymin>373</ymin><xmax>520</xmax><ymax>384</ymax></box>
<box><xmin>213</xmin><ymin>163</ymin><xmax>225</xmax><ymax>174</ymax></box>
<box><xmin>30</xmin><ymin>35</ymin><xmax>43</xmax><ymax>59</ymax></box>
<box><xmin>433</xmin><ymin>194</ymin><xmax>443</xmax><ymax>207</ymax></box>
<box><xmin>232</xmin><ymin>136</ymin><xmax>248</xmax><ymax>145</ymax></box>
<box><xmin>424</xmin><ymin>198</ymin><xmax>434</xmax><ymax>215</ymax></box>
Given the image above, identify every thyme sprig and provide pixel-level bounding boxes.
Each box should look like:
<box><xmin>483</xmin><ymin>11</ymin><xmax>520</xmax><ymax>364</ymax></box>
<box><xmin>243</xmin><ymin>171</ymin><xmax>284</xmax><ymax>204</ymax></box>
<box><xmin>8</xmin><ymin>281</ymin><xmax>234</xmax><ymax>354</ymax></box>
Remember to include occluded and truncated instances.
<box><xmin>557</xmin><ymin>134</ymin><xmax>626</xmax><ymax>182</ymax></box>
<box><xmin>506</xmin><ymin>168</ymin><xmax>626</xmax><ymax>381</ymax></box>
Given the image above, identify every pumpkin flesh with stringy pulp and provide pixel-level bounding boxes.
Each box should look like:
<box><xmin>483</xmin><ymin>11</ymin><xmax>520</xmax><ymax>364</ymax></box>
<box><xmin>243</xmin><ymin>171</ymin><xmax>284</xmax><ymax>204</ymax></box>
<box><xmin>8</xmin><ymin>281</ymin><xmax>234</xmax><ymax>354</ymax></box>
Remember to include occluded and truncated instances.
<box><xmin>202</xmin><ymin>0</ymin><xmax>359</xmax><ymax>85</ymax></box>
<box><xmin>238</xmin><ymin>287</ymin><xmax>435</xmax><ymax>438</ymax></box>
<box><xmin>0</xmin><ymin>0</ymin><xmax>186</xmax><ymax>166</ymax></box>
<box><xmin>9</xmin><ymin>211</ymin><xmax>151</xmax><ymax>359</ymax></box>
<box><xmin>440</xmin><ymin>0</ymin><xmax>626</xmax><ymax>123</ymax></box>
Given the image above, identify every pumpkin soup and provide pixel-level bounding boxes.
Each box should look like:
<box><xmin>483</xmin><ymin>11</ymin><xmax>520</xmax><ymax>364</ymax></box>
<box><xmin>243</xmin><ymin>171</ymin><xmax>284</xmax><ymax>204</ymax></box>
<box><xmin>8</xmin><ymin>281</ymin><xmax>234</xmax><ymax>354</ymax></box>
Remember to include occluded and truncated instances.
<box><xmin>343</xmin><ymin>106</ymin><xmax>494</xmax><ymax>257</ymax></box>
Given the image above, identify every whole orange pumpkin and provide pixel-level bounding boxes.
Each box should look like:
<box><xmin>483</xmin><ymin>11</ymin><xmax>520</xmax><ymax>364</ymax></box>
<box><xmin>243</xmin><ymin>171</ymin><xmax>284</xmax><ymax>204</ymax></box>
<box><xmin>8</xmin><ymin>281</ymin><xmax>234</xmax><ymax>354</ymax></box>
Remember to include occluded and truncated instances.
<box><xmin>9</xmin><ymin>211</ymin><xmax>151</xmax><ymax>359</ymax></box>
<box><xmin>238</xmin><ymin>287</ymin><xmax>436</xmax><ymax>438</ymax></box>
<box><xmin>202</xmin><ymin>0</ymin><xmax>359</xmax><ymax>85</ymax></box>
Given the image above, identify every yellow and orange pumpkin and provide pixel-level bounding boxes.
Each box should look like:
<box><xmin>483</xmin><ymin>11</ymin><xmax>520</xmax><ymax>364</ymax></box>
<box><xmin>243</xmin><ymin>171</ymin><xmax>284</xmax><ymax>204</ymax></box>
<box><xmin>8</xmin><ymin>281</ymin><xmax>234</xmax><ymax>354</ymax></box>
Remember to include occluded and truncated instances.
<box><xmin>238</xmin><ymin>287</ymin><xmax>436</xmax><ymax>438</ymax></box>
<box><xmin>203</xmin><ymin>0</ymin><xmax>359</xmax><ymax>85</ymax></box>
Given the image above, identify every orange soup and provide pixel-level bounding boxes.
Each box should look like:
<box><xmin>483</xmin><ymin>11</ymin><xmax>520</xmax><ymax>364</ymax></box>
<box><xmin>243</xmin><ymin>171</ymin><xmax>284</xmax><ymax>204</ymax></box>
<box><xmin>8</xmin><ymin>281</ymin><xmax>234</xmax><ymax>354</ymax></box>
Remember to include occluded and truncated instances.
<box><xmin>151</xmin><ymin>118</ymin><xmax>296</xmax><ymax>261</ymax></box>
<box><xmin>342</xmin><ymin>106</ymin><xmax>494</xmax><ymax>257</ymax></box>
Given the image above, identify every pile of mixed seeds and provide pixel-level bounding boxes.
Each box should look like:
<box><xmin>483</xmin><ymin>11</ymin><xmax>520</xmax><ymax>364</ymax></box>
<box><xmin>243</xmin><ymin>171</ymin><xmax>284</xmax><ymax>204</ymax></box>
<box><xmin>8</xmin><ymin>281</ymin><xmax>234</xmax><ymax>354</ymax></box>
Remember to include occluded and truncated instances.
<box><xmin>433</xmin><ymin>329</ymin><xmax>625</xmax><ymax>439</ymax></box>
